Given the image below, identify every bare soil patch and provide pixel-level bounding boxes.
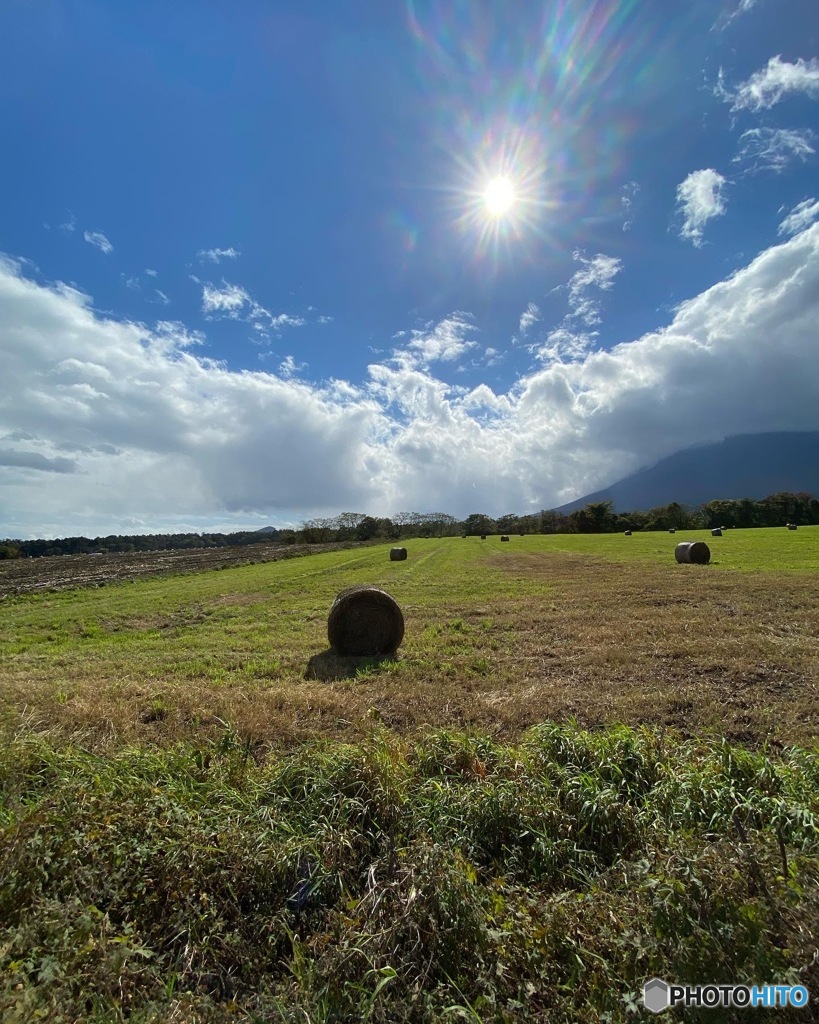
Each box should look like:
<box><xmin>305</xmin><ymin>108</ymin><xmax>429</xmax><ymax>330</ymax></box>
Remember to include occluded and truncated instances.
<box><xmin>0</xmin><ymin>542</ymin><xmax>362</xmax><ymax>597</ymax></box>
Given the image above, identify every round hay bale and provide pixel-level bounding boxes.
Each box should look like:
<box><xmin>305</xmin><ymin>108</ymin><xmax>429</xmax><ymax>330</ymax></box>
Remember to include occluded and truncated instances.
<box><xmin>327</xmin><ymin>585</ymin><xmax>404</xmax><ymax>656</ymax></box>
<box><xmin>674</xmin><ymin>541</ymin><xmax>710</xmax><ymax>565</ymax></box>
<box><xmin>389</xmin><ymin>547</ymin><xmax>408</xmax><ymax>561</ymax></box>
<box><xmin>624</xmin><ymin>530</ymin><xmax>632</xmax><ymax>536</ymax></box>
<box><xmin>668</xmin><ymin>528</ymin><xmax>676</xmax><ymax>534</ymax></box>
<box><xmin>711</xmin><ymin>528</ymin><xmax>722</xmax><ymax>537</ymax></box>
<box><xmin>480</xmin><ymin>534</ymin><xmax>487</xmax><ymax>540</ymax></box>
<box><xmin>500</xmin><ymin>535</ymin><xmax>510</xmax><ymax>542</ymax></box>
<box><xmin>787</xmin><ymin>523</ymin><xmax>798</xmax><ymax>530</ymax></box>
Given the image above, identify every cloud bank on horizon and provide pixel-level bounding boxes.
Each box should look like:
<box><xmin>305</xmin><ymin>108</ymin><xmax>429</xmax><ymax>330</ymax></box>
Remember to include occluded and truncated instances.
<box><xmin>0</xmin><ymin>0</ymin><xmax>817</xmax><ymax>537</ymax></box>
<box><xmin>2</xmin><ymin>219</ymin><xmax>819</xmax><ymax>537</ymax></box>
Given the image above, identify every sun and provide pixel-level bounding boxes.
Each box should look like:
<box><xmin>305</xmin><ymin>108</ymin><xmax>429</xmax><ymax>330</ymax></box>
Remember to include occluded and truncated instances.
<box><xmin>483</xmin><ymin>176</ymin><xmax>516</xmax><ymax>217</ymax></box>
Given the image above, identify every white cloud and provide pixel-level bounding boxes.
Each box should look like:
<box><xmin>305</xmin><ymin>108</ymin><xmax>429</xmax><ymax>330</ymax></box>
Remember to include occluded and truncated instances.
<box><xmin>621</xmin><ymin>181</ymin><xmax>639</xmax><ymax>231</ymax></box>
<box><xmin>270</xmin><ymin>313</ymin><xmax>307</xmax><ymax>331</ymax></box>
<box><xmin>567</xmin><ymin>252</ymin><xmax>622</xmax><ymax>325</ymax></box>
<box><xmin>201</xmin><ymin>281</ymin><xmax>252</xmax><ymax>315</ymax></box>
<box><xmin>2</xmin><ymin>225</ymin><xmax>819</xmax><ymax>534</ymax></box>
<box><xmin>535</xmin><ymin>328</ymin><xmax>596</xmax><ymax>364</ymax></box>
<box><xmin>197</xmin><ymin>247</ymin><xmax>241</xmax><ymax>263</ymax></box>
<box><xmin>393</xmin><ymin>314</ymin><xmax>478</xmax><ymax>369</ymax></box>
<box><xmin>200</xmin><ymin>280</ymin><xmax>305</xmax><ymax>337</ymax></box>
<box><xmin>83</xmin><ymin>230</ymin><xmax>113</xmax><ymax>255</ymax></box>
<box><xmin>145</xmin><ymin>268</ymin><xmax>158</xmax><ymax>277</ymax></box>
<box><xmin>715</xmin><ymin>0</ymin><xmax>762</xmax><ymax>30</ymax></box>
<box><xmin>530</xmin><ymin>253</ymin><xmax>622</xmax><ymax>366</ymax></box>
<box><xmin>519</xmin><ymin>303</ymin><xmax>541</xmax><ymax>334</ymax></box>
<box><xmin>778</xmin><ymin>198</ymin><xmax>819</xmax><ymax>236</ymax></box>
<box><xmin>734</xmin><ymin>127</ymin><xmax>816</xmax><ymax>174</ymax></box>
<box><xmin>59</xmin><ymin>213</ymin><xmax>77</xmax><ymax>233</ymax></box>
<box><xmin>279</xmin><ymin>355</ymin><xmax>307</xmax><ymax>378</ymax></box>
<box><xmin>728</xmin><ymin>55</ymin><xmax>819</xmax><ymax>112</ymax></box>
<box><xmin>154</xmin><ymin>290</ymin><xmax>171</xmax><ymax>306</ymax></box>
<box><xmin>676</xmin><ymin>169</ymin><xmax>728</xmax><ymax>247</ymax></box>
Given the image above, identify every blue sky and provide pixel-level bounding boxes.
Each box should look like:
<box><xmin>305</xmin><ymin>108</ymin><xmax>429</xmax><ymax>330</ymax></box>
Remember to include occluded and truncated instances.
<box><xmin>1</xmin><ymin>0</ymin><xmax>819</xmax><ymax>538</ymax></box>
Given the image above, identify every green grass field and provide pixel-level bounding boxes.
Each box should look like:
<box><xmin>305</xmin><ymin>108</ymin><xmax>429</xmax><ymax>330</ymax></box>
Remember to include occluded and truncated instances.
<box><xmin>1</xmin><ymin>529</ymin><xmax>818</xmax><ymax>1021</ymax></box>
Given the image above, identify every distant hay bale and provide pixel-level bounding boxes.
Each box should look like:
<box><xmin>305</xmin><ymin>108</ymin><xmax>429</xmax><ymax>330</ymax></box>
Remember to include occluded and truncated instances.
<box><xmin>787</xmin><ymin>523</ymin><xmax>798</xmax><ymax>530</ymax></box>
<box><xmin>668</xmin><ymin>528</ymin><xmax>676</xmax><ymax>534</ymax></box>
<box><xmin>501</xmin><ymin>535</ymin><xmax>510</xmax><ymax>542</ymax></box>
<box><xmin>624</xmin><ymin>530</ymin><xmax>632</xmax><ymax>536</ymax></box>
<box><xmin>327</xmin><ymin>585</ymin><xmax>404</xmax><ymax>656</ymax></box>
<box><xmin>480</xmin><ymin>534</ymin><xmax>487</xmax><ymax>540</ymax></box>
<box><xmin>389</xmin><ymin>547</ymin><xmax>408</xmax><ymax>561</ymax></box>
<box><xmin>711</xmin><ymin>528</ymin><xmax>722</xmax><ymax>537</ymax></box>
<box><xmin>675</xmin><ymin>541</ymin><xmax>710</xmax><ymax>565</ymax></box>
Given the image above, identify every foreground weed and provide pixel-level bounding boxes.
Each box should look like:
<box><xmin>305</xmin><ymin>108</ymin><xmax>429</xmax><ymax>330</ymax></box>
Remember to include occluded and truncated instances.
<box><xmin>1</xmin><ymin>722</ymin><xmax>818</xmax><ymax>1022</ymax></box>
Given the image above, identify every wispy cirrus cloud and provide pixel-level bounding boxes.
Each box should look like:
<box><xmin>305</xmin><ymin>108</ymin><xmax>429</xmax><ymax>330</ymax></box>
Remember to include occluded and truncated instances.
<box><xmin>778</xmin><ymin>198</ymin><xmax>819</xmax><ymax>236</ymax></box>
<box><xmin>621</xmin><ymin>181</ymin><xmax>639</xmax><ymax>231</ymax></box>
<box><xmin>518</xmin><ymin>303</ymin><xmax>541</xmax><ymax>335</ymax></box>
<box><xmin>733</xmin><ymin>127</ymin><xmax>816</xmax><ymax>174</ymax></box>
<box><xmin>723</xmin><ymin>55</ymin><xmax>819</xmax><ymax>112</ymax></box>
<box><xmin>567</xmin><ymin>252</ymin><xmax>622</xmax><ymax>325</ymax></box>
<box><xmin>197</xmin><ymin>246</ymin><xmax>241</xmax><ymax>263</ymax></box>
<box><xmin>714</xmin><ymin>0</ymin><xmax>763</xmax><ymax>32</ymax></box>
<box><xmin>676</xmin><ymin>169</ymin><xmax>728</xmax><ymax>247</ymax></box>
<box><xmin>83</xmin><ymin>230</ymin><xmax>114</xmax><ymax>255</ymax></box>
<box><xmin>529</xmin><ymin>252</ymin><xmax>622</xmax><ymax>364</ymax></box>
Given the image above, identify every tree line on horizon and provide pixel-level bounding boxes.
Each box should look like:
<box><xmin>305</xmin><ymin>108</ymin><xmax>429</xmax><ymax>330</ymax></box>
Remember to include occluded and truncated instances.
<box><xmin>1</xmin><ymin>491</ymin><xmax>817</xmax><ymax>559</ymax></box>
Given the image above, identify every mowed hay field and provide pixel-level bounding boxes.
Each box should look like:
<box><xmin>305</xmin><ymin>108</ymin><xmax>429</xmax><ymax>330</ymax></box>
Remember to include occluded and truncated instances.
<box><xmin>2</xmin><ymin>531</ymin><xmax>819</xmax><ymax>1023</ymax></box>
<box><xmin>2</xmin><ymin>528</ymin><xmax>819</xmax><ymax>750</ymax></box>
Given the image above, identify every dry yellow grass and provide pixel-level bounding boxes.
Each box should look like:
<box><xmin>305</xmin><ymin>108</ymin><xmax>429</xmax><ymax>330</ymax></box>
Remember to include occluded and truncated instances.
<box><xmin>2</xmin><ymin>536</ymin><xmax>818</xmax><ymax>753</ymax></box>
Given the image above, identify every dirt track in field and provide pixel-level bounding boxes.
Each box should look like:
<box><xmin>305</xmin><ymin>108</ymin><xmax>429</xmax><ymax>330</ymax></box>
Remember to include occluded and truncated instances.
<box><xmin>0</xmin><ymin>542</ymin><xmax>362</xmax><ymax>598</ymax></box>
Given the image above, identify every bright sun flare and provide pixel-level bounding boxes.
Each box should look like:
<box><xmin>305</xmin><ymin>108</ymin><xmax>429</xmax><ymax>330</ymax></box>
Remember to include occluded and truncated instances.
<box><xmin>483</xmin><ymin>176</ymin><xmax>516</xmax><ymax>216</ymax></box>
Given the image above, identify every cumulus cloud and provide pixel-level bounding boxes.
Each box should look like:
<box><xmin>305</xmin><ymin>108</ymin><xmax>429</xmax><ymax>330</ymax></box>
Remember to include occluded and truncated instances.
<box><xmin>197</xmin><ymin>246</ymin><xmax>241</xmax><ymax>263</ymax></box>
<box><xmin>727</xmin><ymin>55</ymin><xmax>819</xmax><ymax>112</ymax></box>
<box><xmin>734</xmin><ymin>127</ymin><xmax>816</xmax><ymax>174</ymax></box>
<box><xmin>676</xmin><ymin>169</ymin><xmax>728</xmax><ymax>247</ymax></box>
<box><xmin>778</xmin><ymin>198</ymin><xmax>819</xmax><ymax>236</ymax></box>
<box><xmin>2</xmin><ymin>224</ymin><xmax>819</xmax><ymax>535</ymax></box>
<box><xmin>83</xmin><ymin>230</ymin><xmax>113</xmax><ymax>255</ymax></box>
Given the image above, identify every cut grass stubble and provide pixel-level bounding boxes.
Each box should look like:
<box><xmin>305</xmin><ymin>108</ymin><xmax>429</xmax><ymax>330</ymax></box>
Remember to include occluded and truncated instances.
<box><xmin>1</xmin><ymin>532</ymin><xmax>818</xmax><ymax>751</ymax></box>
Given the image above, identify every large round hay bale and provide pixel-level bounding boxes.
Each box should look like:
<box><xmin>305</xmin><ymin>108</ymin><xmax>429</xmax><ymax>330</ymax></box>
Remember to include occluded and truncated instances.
<box><xmin>500</xmin><ymin>535</ymin><xmax>510</xmax><ymax>542</ymax></box>
<box><xmin>389</xmin><ymin>547</ymin><xmax>408</xmax><ymax>561</ymax></box>
<box><xmin>711</xmin><ymin>528</ymin><xmax>722</xmax><ymax>537</ymax></box>
<box><xmin>480</xmin><ymin>534</ymin><xmax>487</xmax><ymax>540</ymax></box>
<box><xmin>624</xmin><ymin>530</ymin><xmax>632</xmax><ymax>536</ymax></box>
<box><xmin>327</xmin><ymin>585</ymin><xmax>404</xmax><ymax>656</ymax></box>
<box><xmin>787</xmin><ymin>523</ymin><xmax>798</xmax><ymax>531</ymax></box>
<box><xmin>674</xmin><ymin>541</ymin><xmax>710</xmax><ymax>565</ymax></box>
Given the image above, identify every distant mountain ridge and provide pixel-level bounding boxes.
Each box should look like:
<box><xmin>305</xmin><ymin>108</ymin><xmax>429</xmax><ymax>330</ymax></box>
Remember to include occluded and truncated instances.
<box><xmin>554</xmin><ymin>432</ymin><xmax>819</xmax><ymax>513</ymax></box>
